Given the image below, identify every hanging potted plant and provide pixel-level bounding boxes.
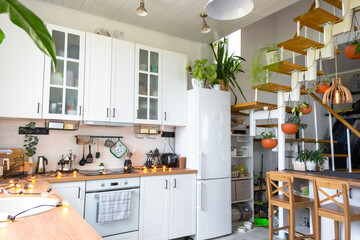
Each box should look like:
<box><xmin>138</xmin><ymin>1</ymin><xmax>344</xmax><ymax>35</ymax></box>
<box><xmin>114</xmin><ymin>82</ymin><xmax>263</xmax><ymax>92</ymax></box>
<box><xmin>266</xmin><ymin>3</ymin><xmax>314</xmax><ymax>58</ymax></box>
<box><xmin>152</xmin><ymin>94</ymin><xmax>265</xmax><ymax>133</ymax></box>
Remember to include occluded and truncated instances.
<box><xmin>249</xmin><ymin>44</ymin><xmax>280</xmax><ymax>85</ymax></box>
<box><xmin>281</xmin><ymin>114</ymin><xmax>307</xmax><ymax>134</ymax></box>
<box><xmin>260</xmin><ymin>131</ymin><xmax>277</xmax><ymax>149</ymax></box>
<box><xmin>345</xmin><ymin>32</ymin><xmax>360</xmax><ymax>60</ymax></box>
<box><xmin>186</xmin><ymin>59</ymin><xmax>217</xmax><ymax>89</ymax></box>
<box><xmin>312</xmin><ymin>77</ymin><xmax>331</xmax><ymax>94</ymax></box>
<box><xmin>210</xmin><ymin>38</ymin><xmax>247</xmax><ymax>104</ymax></box>
<box><xmin>292</xmin><ymin>102</ymin><xmax>312</xmax><ymax>115</ymax></box>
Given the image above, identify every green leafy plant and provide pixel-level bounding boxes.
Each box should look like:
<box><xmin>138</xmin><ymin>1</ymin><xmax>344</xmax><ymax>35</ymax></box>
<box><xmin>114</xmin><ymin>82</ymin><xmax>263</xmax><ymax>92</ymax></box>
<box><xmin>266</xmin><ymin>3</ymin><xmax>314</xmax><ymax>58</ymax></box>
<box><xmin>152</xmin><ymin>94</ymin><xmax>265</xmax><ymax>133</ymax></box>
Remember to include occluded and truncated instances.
<box><xmin>292</xmin><ymin>102</ymin><xmax>310</xmax><ymax>117</ymax></box>
<box><xmin>296</xmin><ymin>149</ymin><xmax>311</xmax><ymax>163</ymax></box>
<box><xmin>99</xmin><ymin>162</ymin><xmax>104</xmax><ymax>167</ymax></box>
<box><xmin>351</xmin><ymin>32</ymin><xmax>360</xmax><ymax>56</ymax></box>
<box><xmin>210</xmin><ymin>38</ymin><xmax>246</xmax><ymax>103</ymax></box>
<box><xmin>249</xmin><ymin>44</ymin><xmax>280</xmax><ymax>84</ymax></box>
<box><xmin>286</xmin><ymin>115</ymin><xmax>307</xmax><ymax>130</ymax></box>
<box><xmin>186</xmin><ymin>59</ymin><xmax>217</xmax><ymax>83</ymax></box>
<box><xmin>296</xmin><ymin>142</ymin><xmax>328</xmax><ymax>166</ymax></box>
<box><xmin>260</xmin><ymin>131</ymin><xmax>276</xmax><ymax>139</ymax></box>
<box><xmin>21</xmin><ymin>122</ymin><xmax>39</xmax><ymax>157</ymax></box>
<box><xmin>0</xmin><ymin>0</ymin><xmax>56</xmax><ymax>68</ymax></box>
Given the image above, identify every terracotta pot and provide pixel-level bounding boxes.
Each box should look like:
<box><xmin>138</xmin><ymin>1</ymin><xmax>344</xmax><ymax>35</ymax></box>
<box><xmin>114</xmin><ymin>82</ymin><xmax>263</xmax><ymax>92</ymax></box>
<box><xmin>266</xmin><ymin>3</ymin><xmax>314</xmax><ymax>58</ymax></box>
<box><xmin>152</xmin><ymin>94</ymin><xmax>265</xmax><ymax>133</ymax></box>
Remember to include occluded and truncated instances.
<box><xmin>281</xmin><ymin>123</ymin><xmax>298</xmax><ymax>134</ymax></box>
<box><xmin>315</xmin><ymin>83</ymin><xmax>330</xmax><ymax>94</ymax></box>
<box><xmin>345</xmin><ymin>45</ymin><xmax>360</xmax><ymax>60</ymax></box>
<box><xmin>301</xmin><ymin>105</ymin><xmax>312</xmax><ymax>114</ymax></box>
<box><xmin>218</xmin><ymin>79</ymin><xmax>229</xmax><ymax>91</ymax></box>
<box><xmin>261</xmin><ymin>139</ymin><xmax>278</xmax><ymax>149</ymax></box>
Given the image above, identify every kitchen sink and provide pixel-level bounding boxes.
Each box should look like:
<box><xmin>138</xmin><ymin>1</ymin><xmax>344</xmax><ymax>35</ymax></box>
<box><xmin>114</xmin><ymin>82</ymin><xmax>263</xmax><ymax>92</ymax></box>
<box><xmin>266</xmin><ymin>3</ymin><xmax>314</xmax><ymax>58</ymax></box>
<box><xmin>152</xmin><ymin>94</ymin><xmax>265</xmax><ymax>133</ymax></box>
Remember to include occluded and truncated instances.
<box><xmin>0</xmin><ymin>197</ymin><xmax>58</xmax><ymax>218</ymax></box>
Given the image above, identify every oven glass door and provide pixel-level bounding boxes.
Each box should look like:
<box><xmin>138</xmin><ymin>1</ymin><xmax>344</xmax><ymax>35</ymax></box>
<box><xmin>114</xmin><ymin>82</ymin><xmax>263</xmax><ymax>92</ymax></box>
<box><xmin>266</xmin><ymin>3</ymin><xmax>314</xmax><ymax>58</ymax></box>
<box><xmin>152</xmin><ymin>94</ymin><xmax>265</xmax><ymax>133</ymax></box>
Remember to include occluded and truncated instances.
<box><xmin>85</xmin><ymin>188</ymin><xmax>139</xmax><ymax>237</ymax></box>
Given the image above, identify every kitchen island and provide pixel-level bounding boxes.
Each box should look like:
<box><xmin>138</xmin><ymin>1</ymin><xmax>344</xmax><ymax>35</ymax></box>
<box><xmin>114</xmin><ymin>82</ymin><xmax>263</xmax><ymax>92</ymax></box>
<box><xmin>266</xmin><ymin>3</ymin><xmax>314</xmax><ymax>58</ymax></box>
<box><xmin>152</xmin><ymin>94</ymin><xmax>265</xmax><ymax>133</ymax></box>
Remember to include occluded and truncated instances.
<box><xmin>0</xmin><ymin>168</ymin><xmax>197</xmax><ymax>240</ymax></box>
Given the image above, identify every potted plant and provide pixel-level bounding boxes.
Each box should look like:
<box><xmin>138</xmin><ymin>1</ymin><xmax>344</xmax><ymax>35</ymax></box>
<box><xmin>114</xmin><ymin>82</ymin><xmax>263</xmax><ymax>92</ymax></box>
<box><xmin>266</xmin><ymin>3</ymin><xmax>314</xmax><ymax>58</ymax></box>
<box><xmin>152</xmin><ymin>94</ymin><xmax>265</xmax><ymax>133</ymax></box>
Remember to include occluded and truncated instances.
<box><xmin>209</xmin><ymin>79</ymin><xmax>221</xmax><ymax>90</ymax></box>
<box><xmin>297</xmin><ymin>143</ymin><xmax>327</xmax><ymax>171</ymax></box>
<box><xmin>296</xmin><ymin>149</ymin><xmax>311</xmax><ymax>170</ymax></box>
<box><xmin>186</xmin><ymin>59</ymin><xmax>217</xmax><ymax>89</ymax></box>
<box><xmin>250</xmin><ymin>44</ymin><xmax>280</xmax><ymax>85</ymax></box>
<box><xmin>292</xmin><ymin>102</ymin><xmax>312</xmax><ymax>115</ymax></box>
<box><xmin>21</xmin><ymin>122</ymin><xmax>39</xmax><ymax>174</ymax></box>
<box><xmin>345</xmin><ymin>32</ymin><xmax>360</xmax><ymax>60</ymax></box>
<box><xmin>260</xmin><ymin>131</ymin><xmax>277</xmax><ymax>149</ymax></box>
<box><xmin>281</xmin><ymin>115</ymin><xmax>307</xmax><ymax>134</ymax></box>
<box><xmin>312</xmin><ymin>77</ymin><xmax>331</xmax><ymax>94</ymax></box>
<box><xmin>210</xmin><ymin>38</ymin><xmax>247</xmax><ymax>103</ymax></box>
<box><xmin>99</xmin><ymin>162</ymin><xmax>105</xmax><ymax>171</ymax></box>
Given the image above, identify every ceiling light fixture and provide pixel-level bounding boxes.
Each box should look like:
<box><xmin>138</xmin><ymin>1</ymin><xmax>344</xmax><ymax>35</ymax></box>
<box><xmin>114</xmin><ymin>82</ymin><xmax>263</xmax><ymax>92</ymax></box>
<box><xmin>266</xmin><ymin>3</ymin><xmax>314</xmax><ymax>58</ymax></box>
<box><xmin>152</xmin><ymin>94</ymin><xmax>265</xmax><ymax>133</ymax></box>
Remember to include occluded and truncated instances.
<box><xmin>204</xmin><ymin>0</ymin><xmax>254</xmax><ymax>20</ymax></box>
<box><xmin>200</xmin><ymin>12</ymin><xmax>211</xmax><ymax>34</ymax></box>
<box><xmin>136</xmin><ymin>0</ymin><xmax>147</xmax><ymax>17</ymax></box>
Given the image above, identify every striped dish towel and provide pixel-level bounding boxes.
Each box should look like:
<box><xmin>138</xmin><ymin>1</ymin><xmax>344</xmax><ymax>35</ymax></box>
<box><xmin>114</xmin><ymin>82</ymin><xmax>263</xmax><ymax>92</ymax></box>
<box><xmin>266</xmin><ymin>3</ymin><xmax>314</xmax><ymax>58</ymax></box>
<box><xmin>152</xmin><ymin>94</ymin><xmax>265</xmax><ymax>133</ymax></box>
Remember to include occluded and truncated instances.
<box><xmin>97</xmin><ymin>190</ymin><xmax>132</xmax><ymax>224</ymax></box>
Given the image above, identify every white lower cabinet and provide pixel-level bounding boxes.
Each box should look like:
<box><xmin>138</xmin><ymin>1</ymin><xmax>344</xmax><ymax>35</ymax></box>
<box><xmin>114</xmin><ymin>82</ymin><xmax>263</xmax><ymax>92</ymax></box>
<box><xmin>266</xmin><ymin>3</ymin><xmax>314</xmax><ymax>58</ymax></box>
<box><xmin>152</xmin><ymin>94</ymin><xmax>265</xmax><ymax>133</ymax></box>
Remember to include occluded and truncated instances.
<box><xmin>103</xmin><ymin>231</ymin><xmax>138</xmax><ymax>240</ymax></box>
<box><xmin>51</xmin><ymin>181</ymin><xmax>85</xmax><ymax>217</ymax></box>
<box><xmin>139</xmin><ymin>174</ymin><xmax>196</xmax><ymax>240</ymax></box>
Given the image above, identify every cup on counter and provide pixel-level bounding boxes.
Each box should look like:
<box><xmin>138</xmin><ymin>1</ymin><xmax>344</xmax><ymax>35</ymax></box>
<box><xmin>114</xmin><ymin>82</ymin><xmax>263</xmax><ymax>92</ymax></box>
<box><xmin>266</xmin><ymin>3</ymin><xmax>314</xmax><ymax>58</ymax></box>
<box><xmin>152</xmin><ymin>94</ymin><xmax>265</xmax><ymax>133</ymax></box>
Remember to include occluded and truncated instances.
<box><xmin>179</xmin><ymin>157</ymin><xmax>186</xmax><ymax>169</ymax></box>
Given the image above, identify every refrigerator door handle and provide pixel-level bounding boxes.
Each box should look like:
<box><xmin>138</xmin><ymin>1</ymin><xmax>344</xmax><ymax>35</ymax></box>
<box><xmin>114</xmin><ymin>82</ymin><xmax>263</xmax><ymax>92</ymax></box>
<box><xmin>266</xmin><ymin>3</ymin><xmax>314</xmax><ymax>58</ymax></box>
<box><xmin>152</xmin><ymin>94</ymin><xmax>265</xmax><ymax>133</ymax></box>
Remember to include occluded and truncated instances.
<box><xmin>196</xmin><ymin>182</ymin><xmax>202</xmax><ymax>210</ymax></box>
<box><xmin>198</xmin><ymin>152</ymin><xmax>203</xmax><ymax>179</ymax></box>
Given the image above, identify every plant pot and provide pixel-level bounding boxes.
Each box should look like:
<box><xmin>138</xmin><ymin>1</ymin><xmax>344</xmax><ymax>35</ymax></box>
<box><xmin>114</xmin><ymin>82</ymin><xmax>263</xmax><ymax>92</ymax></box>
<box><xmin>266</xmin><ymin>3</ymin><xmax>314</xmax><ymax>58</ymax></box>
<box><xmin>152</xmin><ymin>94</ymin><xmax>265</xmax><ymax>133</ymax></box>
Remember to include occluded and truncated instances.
<box><xmin>261</xmin><ymin>139</ymin><xmax>278</xmax><ymax>149</ymax></box>
<box><xmin>191</xmin><ymin>78</ymin><xmax>205</xmax><ymax>89</ymax></box>
<box><xmin>27</xmin><ymin>156</ymin><xmax>34</xmax><ymax>175</ymax></box>
<box><xmin>294</xmin><ymin>161</ymin><xmax>305</xmax><ymax>171</ymax></box>
<box><xmin>315</xmin><ymin>83</ymin><xmax>330</xmax><ymax>94</ymax></box>
<box><xmin>345</xmin><ymin>45</ymin><xmax>360</xmax><ymax>59</ymax></box>
<box><xmin>306</xmin><ymin>161</ymin><xmax>317</xmax><ymax>171</ymax></box>
<box><xmin>218</xmin><ymin>79</ymin><xmax>229</xmax><ymax>91</ymax></box>
<box><xmin>99</xmin><ymin>166</ymin><xmax>105</xmax><ymax>172</ymax></box>
<box><xmin>301</xmin><ymin>105</ymin><xmax>312</xmax><ymax>114</ymax></box>
<box><xmin>210</xmin><ymin>84</ymin><xmax>221</xmax><ymax>90</ymax></box>
<box><xmin>281</xmin><ymin>123</ymin><xmax>298</xmax><ymax>134</ymax></box>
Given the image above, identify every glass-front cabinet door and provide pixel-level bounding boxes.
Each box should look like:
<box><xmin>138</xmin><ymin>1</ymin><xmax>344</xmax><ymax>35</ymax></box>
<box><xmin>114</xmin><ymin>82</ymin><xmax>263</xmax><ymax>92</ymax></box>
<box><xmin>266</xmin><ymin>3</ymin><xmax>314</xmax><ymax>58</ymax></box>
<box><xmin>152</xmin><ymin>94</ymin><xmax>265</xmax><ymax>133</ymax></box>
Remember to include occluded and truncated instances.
<box><xmin>43</xmin><ymin>24</ymin><xmax>85</xmax><ymax>120</ymax></box>
<box><xmin>135</xmin><ymin>45</ymin><xmax>162</xmax><ymax>124</ymax></box>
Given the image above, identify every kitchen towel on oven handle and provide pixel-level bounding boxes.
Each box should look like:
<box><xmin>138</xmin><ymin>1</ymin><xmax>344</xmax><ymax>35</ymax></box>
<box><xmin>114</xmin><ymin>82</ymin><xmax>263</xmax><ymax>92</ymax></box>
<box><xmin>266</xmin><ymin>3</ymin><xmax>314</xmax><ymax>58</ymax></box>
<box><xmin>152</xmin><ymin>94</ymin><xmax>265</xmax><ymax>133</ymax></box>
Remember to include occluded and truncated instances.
<box><xmin>97</xmin><ymin>190</ymin><xmax>132</xmax><ymax>224</ymax></box>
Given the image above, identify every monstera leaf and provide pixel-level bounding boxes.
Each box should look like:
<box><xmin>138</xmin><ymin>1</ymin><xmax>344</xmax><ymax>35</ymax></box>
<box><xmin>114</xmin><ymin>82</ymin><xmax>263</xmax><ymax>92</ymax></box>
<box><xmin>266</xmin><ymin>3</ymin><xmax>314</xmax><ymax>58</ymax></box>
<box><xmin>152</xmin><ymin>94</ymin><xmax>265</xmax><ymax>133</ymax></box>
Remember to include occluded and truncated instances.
<box><xmin>0</xmin><ymin>0</ymin><xmax>56</xmax><ymax>69</ymax></box>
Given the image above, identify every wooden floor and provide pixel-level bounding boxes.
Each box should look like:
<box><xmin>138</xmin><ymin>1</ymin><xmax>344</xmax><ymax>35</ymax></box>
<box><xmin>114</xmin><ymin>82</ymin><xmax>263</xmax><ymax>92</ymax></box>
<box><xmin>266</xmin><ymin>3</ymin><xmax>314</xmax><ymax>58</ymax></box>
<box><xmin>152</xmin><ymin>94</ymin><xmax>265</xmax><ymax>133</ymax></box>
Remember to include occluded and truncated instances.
<box><xmin>215</xmin><ymin>227</ymin><xmax>281</xmax><ymax>240</ymax></box>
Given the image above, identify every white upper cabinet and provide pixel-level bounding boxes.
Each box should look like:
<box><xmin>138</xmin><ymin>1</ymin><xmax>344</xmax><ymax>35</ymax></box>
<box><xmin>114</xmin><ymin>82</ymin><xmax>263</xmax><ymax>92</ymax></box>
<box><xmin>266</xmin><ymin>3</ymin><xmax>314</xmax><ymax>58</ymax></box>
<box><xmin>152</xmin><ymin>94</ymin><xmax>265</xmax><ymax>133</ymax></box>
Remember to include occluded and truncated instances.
<box><xmin>43</xmin><ymin>24</ymin><xmax>85</xmax><ymax>120</ymax></box>
<box><xmin>162</xmin><ymin>51</ymin><xmax>187</xmax><ymax>126</ymax></box>
<box><xmin>134</xmin><ymin>45</ymin><xmax>162</xmax><ymax>124</ymax></box>
<box><xmin>0</xmin><ymin>15</ymin><xmax>44</xmax><ymax>119</ymax></box>
<box><xmin>83</xmin><ymin>33</ymin><xmax>112</xmax><ymax>122</ymax></box>
<box><xmin>83</xmin><ymin>33</ymin><xmax>134</xmax><ymax>124</ymax></box>
<box><xmin>111</xmin><ymin>38</ymin><xmax>135</xmax><ymax>123</ymax></box>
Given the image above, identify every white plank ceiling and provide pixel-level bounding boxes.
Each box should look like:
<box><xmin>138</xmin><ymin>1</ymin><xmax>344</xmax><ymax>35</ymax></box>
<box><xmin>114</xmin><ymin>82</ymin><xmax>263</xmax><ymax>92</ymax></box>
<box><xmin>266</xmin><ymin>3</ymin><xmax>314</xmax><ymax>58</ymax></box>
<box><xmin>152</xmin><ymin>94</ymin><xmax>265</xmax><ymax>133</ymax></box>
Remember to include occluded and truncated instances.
<box><xmin>33</xmin><ymin>0</ymin><xmax>300</xmax><ymax>43</ymax></box>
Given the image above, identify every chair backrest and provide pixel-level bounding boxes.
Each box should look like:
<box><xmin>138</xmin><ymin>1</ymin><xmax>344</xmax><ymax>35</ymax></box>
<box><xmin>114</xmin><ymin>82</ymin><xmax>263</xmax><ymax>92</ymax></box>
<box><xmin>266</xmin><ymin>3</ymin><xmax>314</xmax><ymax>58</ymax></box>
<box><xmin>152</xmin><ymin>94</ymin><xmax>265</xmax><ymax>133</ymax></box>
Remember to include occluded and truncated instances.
<box><xmin>267</xmin><ymin>172</ymin><xmax>295</xmax><ymax>206</ymax></box>
<box><xmin>313</xmin><ymin>179</ymin><xmax>350</xmax><ymax>218</ymax></box>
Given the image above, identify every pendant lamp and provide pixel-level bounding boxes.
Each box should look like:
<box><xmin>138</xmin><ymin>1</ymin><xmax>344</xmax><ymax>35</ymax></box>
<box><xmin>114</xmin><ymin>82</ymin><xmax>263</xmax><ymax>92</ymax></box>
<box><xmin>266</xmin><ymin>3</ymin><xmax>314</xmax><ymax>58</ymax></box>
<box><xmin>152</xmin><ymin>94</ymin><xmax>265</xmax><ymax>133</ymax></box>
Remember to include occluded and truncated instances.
<box><xmin>204</xmin><ymin>0</ymin><xmax>254</xmax><ymax>20</ymax></box>
<box><xmin>136</xmin><ymin>0</ymin><xmax>147</xmax><ymax>16</ymax></box>
<box><xmin>200</xmin><ymin>12</ymin><xmax>211</xmax><ymax>33</ymax></box>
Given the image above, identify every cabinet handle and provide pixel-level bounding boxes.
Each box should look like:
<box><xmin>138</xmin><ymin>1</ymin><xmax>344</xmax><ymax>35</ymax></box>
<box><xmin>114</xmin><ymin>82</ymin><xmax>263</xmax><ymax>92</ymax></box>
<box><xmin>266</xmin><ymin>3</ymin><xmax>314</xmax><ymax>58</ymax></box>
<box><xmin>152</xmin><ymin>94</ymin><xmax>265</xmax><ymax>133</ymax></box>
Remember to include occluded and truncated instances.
<box><xmin>113</xmin><ymin>108</ymin><xmax>115</xmax><ymax>118</ymax></box>
<box><xmin>165</xmin><ymin>179</ymin><xmax>168</xmax><ymax>189</ymax></box>
<box><xmin>197</xmin><ymin>182</ymin><xmax>202</xmax><ymax>210</ymax></box>
<box><xmin>106</xmin><ymin>108</ymin><xmax>109</xmax><ymax>118</ymax></box>
<box><xmin>164</xmin><ymin>112</ymin><xmax>167</xmax><ymax>121</ymax></box>
<box><xmin>79</xmin><ymin>106</ymin><xmax>82</xmax><ymax>116</ymax></box>
<box><xmin>37</xmin><ymin>103</ymin><xmax>40</xmax><ymax>114</ymax></box>
<box><xmin>173</xmin><ymin>179</ymin><xmax>176</xmax><ymax>188</ymax></box>
<box><xmin>78</xmin><ymin>187</ymin><xmax>81</xmax><ymax>199</ymax></box>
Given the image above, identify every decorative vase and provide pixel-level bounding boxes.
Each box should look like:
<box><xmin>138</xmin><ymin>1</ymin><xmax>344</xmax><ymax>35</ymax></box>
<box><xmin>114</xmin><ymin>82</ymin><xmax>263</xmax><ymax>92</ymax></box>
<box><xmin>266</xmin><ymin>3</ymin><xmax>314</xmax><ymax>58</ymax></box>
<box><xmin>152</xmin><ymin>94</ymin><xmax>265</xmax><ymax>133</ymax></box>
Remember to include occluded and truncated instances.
<box><xmin>306</xmin><ymin>161</ymin><xmax>317</xmax><ymax>171</ymax></box>
<box><xmin>218</xmin><ymin>79</ymin><xmax>229</xmax><ymax>91</ymax></box>
<box><xmin>345</xmin><ymin>45</ymin><xmax>360</xmax><ymax>59</ymax></box>
<box><xmin>315</xmin><ymin>83</ymin><xmax>330</xmax><ymax>94</ymax></box>
<box><xmin>261</xmin><ymin>139</ymin><xmax>278</xmax><ymax>149</ymax></box>
<box><xmin>300</xmin><ymin>105</ymin><xmax>312</xmax><ymax>114</ymax></box>
<box><xmin>99</xmin><ymin>166</ymin><xmax>105</xmax><ymax>172</ymax></box>
<box><xmin>210</xmin><ymin>84</ymin><xmax>221</xmax><ymax>90</ymax></box>
<box><xmin>281</xmin><ymin>123</ymin><xmax>298</xmax><ymax>134</ymax></box>
<box><xmin>191</xmin><ymin>78</ymin><xmax>205</xmax><ymax>89</ymax></box>
<box><xmin>27</xmin><ymin>156</ymin><xmax>34</xmax><ymax>175</ymax></box>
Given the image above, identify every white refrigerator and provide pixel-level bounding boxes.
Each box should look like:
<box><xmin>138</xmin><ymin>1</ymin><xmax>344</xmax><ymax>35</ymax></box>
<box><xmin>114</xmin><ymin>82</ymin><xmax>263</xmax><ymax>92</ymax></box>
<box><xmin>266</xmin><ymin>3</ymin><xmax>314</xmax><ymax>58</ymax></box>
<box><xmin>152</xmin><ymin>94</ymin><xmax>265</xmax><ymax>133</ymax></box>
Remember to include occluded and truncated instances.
<box><xmin>175</xmin><ymin>88</ymin><xmax>231</xmax><ymax>240</ymax></box>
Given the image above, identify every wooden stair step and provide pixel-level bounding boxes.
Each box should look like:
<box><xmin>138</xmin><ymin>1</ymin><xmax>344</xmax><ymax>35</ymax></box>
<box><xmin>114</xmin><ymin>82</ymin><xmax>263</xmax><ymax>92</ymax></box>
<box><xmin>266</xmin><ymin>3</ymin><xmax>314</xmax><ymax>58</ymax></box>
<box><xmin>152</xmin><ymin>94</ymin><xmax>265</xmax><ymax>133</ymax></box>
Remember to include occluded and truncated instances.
<box><xmin>265</xmin><ymin>61</ymin><xmax>325</xmax><ymax>76</ymax></box>
<box><xmin>232</xmin><ymin>102</ymin><xmax>291</xmax><ymax>112</ymax></box>
<box><xmin>294</xmin><ymin>8</ymin><xmax>342</xmax><ymax>33</ymax></box>
<box><xmin>252</xmin><ymin>83</ymin><xmax>292</xmax><ymax>93</ymax></box>
<box><xmin>324</xmin><ymin>153</ymin><xmax>349</xmax><ymax>158</ymax></box>
<box><xmin>322</xmin><ymin>0</ymin><xmax>342</xmax><ymax>9</ymax></box>
<box><xmin>278</xmin><ymin>36</ymin><xmax>324</xmax><ymax>55</ymax></box>
<box><xmin>285</xmin><ymin>138</ymin><xmax>337</xmax><ymax>143</ymax></box>
<box><xmin>231</xmin><ymin>112</ymin><xmax>249</xmax><ymax>117</ymax></box>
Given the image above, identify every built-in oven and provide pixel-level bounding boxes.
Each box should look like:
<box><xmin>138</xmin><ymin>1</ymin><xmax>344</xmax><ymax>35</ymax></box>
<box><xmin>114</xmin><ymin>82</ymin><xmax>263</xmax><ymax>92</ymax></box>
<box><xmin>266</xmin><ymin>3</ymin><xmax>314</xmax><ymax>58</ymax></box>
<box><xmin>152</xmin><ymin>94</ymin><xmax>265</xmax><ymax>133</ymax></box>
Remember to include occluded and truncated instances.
<box><xmin>84</xmin><ymin>177</ymin><xmax>140</xmax><ymax>239</ymax></box>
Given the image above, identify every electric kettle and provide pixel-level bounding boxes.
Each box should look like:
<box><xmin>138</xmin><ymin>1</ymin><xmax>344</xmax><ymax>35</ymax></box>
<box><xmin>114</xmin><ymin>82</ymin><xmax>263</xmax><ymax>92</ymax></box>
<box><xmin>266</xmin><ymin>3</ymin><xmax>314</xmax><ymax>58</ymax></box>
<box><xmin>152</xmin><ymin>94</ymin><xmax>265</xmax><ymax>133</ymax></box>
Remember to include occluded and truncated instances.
<box><xmin>36</xmin><ymin>156</ymin><xmax>48</xmax><ymax>174</ymax></box>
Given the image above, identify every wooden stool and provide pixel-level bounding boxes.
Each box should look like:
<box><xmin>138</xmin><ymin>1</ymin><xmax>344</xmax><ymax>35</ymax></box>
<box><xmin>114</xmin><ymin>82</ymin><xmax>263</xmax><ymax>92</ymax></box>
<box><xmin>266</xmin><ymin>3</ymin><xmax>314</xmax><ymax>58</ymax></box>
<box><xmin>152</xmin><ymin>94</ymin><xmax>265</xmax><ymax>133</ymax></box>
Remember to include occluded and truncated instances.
<box><xmin>313</xmin><ymin>179</ymin><xmax>360</xmax><ymax>240</ymax></box>
<box><xmin>267</xmin><ymin>172</ymin><xmax>316</xmax><ymax>240</ymax></box>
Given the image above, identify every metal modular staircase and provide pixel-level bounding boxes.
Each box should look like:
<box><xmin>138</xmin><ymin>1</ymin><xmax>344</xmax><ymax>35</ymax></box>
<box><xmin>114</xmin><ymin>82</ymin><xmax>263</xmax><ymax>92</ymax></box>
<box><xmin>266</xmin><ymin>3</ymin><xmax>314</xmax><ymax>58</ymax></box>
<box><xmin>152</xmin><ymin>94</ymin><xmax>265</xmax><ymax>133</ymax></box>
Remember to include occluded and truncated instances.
<box><xmin>232</xmin><ymin>0</ymin><xmax>360</xmax><ymax>172</ymax></box>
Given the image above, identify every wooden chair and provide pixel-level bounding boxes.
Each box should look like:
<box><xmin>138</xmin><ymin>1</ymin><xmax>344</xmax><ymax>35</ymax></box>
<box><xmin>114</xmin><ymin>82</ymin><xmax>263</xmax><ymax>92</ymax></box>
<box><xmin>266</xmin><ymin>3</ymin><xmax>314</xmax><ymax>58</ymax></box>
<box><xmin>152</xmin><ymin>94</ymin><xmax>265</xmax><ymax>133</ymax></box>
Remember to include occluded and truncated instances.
<box><xmin>313</xmin><ymin>179</ymin><xmax>360</xmax><ymax>240</ymax></box>
<box><xmin>267</xmin><ymin>172</ymin><xmax>316</xmax><ymax>240</ymax></box>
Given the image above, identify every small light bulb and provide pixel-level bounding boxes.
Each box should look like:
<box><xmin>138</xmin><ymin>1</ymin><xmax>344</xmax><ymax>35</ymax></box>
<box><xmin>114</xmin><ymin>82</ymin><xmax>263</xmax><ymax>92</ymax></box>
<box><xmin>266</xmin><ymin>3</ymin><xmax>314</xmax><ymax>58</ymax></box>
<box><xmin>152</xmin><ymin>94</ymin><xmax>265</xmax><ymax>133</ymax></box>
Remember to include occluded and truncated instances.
<box><xmin>169</xmin><ymin>168</ymin><xmax>172</xmax><ymax>172</ymax></box>
<box><xmin>61</xmin><ymin>200</ymin><xmax>70</xmax><ymax>207</ymax></box>
<box><xmin>335</xmin><ymin>89</ymin><xmax>340</xmax><ymax>104</ymax></box>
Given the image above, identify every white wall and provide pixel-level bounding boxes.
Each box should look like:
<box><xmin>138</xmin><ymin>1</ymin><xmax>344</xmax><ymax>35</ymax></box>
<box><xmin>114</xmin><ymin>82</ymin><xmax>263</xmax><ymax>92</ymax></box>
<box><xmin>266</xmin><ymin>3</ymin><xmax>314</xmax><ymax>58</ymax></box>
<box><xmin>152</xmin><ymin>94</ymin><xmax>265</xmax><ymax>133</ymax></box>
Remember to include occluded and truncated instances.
<box><xmin>0</xmin><ymin>118</ymin><xmax>175</xmax><ymax>171</ymax></box>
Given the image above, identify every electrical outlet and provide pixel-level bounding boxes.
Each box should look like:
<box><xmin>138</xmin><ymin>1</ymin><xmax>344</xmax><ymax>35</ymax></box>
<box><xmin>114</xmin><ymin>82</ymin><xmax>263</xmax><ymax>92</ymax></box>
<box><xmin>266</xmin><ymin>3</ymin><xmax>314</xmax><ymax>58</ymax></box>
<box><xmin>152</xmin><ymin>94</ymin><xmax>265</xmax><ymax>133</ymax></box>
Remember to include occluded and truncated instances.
<box><xmin>161</xmin><ymin>131</ymin><xmax>175</xmax><ymax>138</ymax></box>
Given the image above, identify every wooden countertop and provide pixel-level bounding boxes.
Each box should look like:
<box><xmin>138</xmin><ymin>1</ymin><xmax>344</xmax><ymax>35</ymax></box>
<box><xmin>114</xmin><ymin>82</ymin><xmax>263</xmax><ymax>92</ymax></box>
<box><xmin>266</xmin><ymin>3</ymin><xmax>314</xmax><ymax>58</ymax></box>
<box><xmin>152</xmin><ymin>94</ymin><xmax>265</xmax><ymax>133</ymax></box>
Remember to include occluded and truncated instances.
<box><xmin>0</xmin><ymin>168</ymin><xmax>197</xmax><ymax>239</ymax></box>
<box><xmin>276</xmin><ymin>170</ymin><xmax>360</xmax><ymax>187</ymax></box>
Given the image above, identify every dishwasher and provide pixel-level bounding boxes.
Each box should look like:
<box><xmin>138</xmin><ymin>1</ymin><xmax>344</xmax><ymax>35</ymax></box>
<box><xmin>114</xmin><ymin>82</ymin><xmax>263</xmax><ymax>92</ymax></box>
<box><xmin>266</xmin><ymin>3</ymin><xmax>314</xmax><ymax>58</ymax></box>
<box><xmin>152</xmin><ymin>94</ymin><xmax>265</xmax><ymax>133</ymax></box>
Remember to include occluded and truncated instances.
<box><xmin>84</xmin><ymin>177</ymin><xmax>140</xmax><ymax>239</ymax></box>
